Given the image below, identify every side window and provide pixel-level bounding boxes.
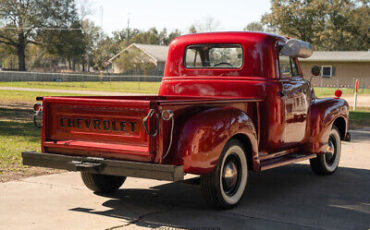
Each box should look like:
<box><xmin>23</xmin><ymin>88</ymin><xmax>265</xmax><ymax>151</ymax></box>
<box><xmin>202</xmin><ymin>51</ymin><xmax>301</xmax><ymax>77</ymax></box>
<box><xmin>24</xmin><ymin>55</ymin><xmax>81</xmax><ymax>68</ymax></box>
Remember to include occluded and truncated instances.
<box><xmin>279</xmin><ymin>55</ymin><xmax>292</xmax><ymax>78</ymax></box>
<box><xmin>185</xmin><ymin>49</ymin><xmax>203</xmax><ymax>68</ymax></box>
<box><xmin>279</xmin><ymin>55</ymin><xmax>300</xmax><ymax>78</ymax></box>
<box><xmin>291</xmin><ymin>58</ymin><xmax>300</xmax><ymax>76</ymax></box>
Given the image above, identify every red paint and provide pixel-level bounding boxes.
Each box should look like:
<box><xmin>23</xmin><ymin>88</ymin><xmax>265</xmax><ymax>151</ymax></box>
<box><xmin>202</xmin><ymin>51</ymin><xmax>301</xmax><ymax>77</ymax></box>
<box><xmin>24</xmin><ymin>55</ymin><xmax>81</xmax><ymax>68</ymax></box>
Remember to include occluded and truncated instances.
<box><xmin>355</xmin><ymin>79</ymin><xmax>359</xmax><ymax>92</ymax></box>
<box><xmin>37</xmin><ymin>32</ymin><xmax>349</xmax><ymax>175</ymax></box>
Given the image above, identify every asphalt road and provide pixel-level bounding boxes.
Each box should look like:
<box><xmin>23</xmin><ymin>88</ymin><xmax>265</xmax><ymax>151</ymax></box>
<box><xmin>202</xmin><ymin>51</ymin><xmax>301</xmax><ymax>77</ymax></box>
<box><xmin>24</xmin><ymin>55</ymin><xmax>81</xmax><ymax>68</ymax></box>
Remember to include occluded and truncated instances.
<box><xmin>1</xmin><ymin>129</ymin><xmax>369</xmax><ymax>230</ymax></box>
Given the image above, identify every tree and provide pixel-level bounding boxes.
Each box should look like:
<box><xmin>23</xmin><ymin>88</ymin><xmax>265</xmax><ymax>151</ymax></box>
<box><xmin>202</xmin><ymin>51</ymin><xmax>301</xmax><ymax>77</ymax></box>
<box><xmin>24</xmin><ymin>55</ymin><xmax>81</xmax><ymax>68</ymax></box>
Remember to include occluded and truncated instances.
<box><xmin>190</xmin><ymin>17</ymin><xmax>220</xmax><ymax>32</ymax></box>
<box><xmin>0</xmin><ymin>0</ymin><xmax>80</xmax><ymax>71</ymax></box>
<box><xmin>243</xmin><ymin>22</ymin><xmax>265</xmax><ymax>32</ymax></box>
<box><xmin>261</xmin><ymin>0</ymin><xmax>369</xmax><ymax>51</ymax></box>
<box><xmin>92</xmin><ymin>37</ymin><xmax>120</xmax><ymax>71</ymax></box>
<box><xmin>188</xmin><ymin>25</ymin><xmax>197</xmax><ymax>34</ymax></box>
<box><xmin>158</xmin><ymin>28</ymin><xmax>181</xmax><ymax>45</ymax></box>
<box><xmin>81</xmin><ymin>19</ymin><xmax>104</xmax><ymax>71</ymax></box>
<box><xmin>112</xmin><ymin>27</ymin><xmax>140</xmax><ymax>45</ymax></box>
<box><xmin>41</xmin><ymin>20</ymin><xmax>86</xmax><ymax>71</ymax></box>
<box><xmin>112</xmin><ymin>27</ymin><xmax>181</xmax><ymax>46</ymax></box>
<box><xmin>347</xmin><ymin>2</ymin><xmax>370</xmax><ymax>50</ymax></box>
<box><xmin>115</xmin><ymin>48</ymin><xmax>155</xmax><ymax>74</ymax></box>
<box><xmin>0</xmin><ymin>42</ymin><xmax>16</xmax><ymax>69</ymax></box>
<box><xmin>130</xmin><ymin>27</ymin><xmax>161</xmax><ymax>45</ymax></box>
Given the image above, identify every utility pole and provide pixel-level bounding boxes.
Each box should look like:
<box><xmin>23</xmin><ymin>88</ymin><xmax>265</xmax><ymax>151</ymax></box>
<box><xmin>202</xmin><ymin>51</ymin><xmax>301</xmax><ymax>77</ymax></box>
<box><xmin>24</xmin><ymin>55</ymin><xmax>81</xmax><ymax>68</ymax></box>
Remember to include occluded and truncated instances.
<box><xmin>100</xmin><ymin>5</ymin><xmax>104</xmax><ymax>28</ymax></box>
<box><xmin>126</xmin><ymin>12</ymin><xmax>131</xmax><ymax>41</ymax></box>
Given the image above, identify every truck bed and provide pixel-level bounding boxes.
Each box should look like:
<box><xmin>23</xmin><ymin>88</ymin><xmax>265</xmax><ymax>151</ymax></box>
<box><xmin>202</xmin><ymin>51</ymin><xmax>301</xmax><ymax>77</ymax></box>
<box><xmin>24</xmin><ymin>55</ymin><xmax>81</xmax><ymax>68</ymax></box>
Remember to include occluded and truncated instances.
<box><xmin>40</xmin><ymin>95</ymin><xmax>261</xmax><ymax>164</ymax></box>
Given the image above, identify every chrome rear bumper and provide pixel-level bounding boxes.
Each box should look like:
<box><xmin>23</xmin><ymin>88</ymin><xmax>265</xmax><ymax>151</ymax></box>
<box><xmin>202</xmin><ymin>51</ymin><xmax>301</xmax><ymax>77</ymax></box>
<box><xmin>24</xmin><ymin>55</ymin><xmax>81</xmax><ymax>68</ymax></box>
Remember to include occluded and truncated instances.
<box><xmin>22</xmin><ymin>151</ymin><xmax>184</xmax><ymax>181</ymax></box>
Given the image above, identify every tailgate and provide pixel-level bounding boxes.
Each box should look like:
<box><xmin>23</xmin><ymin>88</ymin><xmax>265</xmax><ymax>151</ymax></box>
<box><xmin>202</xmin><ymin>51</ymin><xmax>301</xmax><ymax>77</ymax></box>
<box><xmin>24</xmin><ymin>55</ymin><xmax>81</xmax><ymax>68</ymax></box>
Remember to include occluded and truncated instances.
<box><xmin>41</xmin><ymin>97</ymin><xmax>157</xmax><ymax>162</ymax></box>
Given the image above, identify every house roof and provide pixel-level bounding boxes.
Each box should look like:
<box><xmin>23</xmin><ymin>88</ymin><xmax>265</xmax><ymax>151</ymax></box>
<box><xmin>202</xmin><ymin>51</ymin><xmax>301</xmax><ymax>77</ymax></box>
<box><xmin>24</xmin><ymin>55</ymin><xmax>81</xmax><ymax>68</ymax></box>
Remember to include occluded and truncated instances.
<box><xmin>108</xmin><ymin>43</ymin><xmax>168</xmax><ymax>64</ymax></box>
<box><xmin>299</xmin><ymin>51</ymin><xmax>370</xmax><ymax>62</ymax></box>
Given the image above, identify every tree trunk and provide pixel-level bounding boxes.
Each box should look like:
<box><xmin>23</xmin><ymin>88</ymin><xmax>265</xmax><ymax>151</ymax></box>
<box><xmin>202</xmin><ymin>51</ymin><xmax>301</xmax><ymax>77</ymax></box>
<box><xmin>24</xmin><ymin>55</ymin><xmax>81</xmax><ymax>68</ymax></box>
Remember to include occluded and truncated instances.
<box><xmin>17</xmin><ymin>33</ymin><xmax>26</xmax><ymax>71</ymax></box>
<box><xmin>72</xmin><ymin>58</ymin><xmax>76</xmax><ymax>72</ymax></box>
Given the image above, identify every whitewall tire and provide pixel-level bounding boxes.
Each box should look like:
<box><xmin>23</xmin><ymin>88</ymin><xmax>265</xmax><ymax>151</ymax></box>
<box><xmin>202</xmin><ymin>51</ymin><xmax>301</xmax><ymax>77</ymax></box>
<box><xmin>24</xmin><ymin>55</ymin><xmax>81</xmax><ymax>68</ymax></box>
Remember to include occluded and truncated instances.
<box><xmin>201</xmin><ymin>139</ymin><xmax>248</xmax><ymax>209</ymax></box>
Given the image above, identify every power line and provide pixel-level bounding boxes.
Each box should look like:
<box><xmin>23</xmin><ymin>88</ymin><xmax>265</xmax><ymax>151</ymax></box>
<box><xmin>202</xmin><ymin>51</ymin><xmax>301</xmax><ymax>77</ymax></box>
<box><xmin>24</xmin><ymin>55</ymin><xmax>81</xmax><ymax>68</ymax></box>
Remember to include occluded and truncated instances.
<box><xmin>0</xmin><ymin>27</ymin><xmax>82</xmax><ymax>31</ymax></box>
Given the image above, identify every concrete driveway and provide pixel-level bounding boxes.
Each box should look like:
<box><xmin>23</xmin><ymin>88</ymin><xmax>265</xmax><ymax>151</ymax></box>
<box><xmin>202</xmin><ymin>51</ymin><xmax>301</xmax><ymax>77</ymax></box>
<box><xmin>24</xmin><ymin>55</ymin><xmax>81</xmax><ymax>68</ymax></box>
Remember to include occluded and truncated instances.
<box><xmin>1</xmin><ymin>129</ymin><xmax>369</xmax><ymax>230</ymax></box>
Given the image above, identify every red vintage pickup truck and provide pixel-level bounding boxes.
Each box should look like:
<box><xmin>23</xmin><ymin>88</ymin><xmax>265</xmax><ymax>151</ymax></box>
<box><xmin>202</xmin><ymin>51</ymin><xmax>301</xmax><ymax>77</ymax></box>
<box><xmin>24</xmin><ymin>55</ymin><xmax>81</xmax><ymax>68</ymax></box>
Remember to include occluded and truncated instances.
<box><xmin>23</xmin><ymin>32</ymin><xmax>349</xmax><ymax>209</ymax></box>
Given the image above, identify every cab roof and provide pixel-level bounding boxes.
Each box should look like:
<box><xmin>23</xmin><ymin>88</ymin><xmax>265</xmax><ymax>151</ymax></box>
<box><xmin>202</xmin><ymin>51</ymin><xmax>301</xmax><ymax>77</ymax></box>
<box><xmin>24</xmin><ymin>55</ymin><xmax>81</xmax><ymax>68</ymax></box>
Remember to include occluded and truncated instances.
<box><xmin>172</xmin><ymin>31</ymin><xmax>287</xmax><ymax>45</ymax></box>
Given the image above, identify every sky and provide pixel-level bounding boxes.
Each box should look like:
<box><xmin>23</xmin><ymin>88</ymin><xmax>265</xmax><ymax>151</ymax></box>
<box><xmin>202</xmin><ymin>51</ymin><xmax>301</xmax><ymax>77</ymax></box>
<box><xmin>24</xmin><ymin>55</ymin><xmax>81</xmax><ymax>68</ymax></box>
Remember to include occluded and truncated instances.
<box><xmin>78</xmin><ymin>0</ymin><xmax>272</xmax><ymax>35</ymax></box>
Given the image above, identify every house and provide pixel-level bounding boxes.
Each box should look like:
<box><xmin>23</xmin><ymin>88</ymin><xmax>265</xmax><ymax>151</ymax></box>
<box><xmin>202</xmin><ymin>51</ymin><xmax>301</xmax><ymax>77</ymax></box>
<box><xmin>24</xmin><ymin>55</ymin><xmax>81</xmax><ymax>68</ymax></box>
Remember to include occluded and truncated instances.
<box><xmin>299</xmin><ymin>51</ymin><xmax>370</xmax><ymax>88</ymax></box>
<box><xmin>107</xmin><ymin>43</ymin><xmax>168</xmax><ymax>75</ymax></box>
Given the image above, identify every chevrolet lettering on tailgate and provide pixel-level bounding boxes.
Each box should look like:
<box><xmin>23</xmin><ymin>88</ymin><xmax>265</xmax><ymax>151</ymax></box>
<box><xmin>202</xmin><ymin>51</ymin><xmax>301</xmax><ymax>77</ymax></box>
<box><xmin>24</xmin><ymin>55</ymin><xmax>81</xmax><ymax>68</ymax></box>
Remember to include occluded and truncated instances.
<box><xmin>59</xmin><ymin>117</ymin><xmax>137</xmax><ymax>133</ymax></box>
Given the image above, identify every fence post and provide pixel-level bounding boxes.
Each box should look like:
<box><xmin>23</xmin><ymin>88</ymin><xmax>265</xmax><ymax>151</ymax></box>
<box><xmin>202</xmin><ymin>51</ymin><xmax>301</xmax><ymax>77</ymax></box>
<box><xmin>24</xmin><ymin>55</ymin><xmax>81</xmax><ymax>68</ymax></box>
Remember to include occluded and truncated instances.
<box><xmin>353</xmin><ymin>79</ymin><xmax>359</xmax><ymax>111</ymax></box>
<box><xmin>352</xmin><ymin>78</ymin><xmax>355</xmax><ymax>94</ymax></box>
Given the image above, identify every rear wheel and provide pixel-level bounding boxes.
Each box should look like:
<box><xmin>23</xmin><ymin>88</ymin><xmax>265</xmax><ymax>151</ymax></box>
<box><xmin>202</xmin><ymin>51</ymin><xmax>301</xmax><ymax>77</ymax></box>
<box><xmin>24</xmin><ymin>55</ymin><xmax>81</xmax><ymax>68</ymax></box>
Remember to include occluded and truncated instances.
<box><xmin>310</xmin><ymin>127</ymin><xmax>341</xmax><ymax>175</ymax></box>
<box><xmin>81</xmin><ymin>172</ymin><xmax>126</xmax><ymax>193</ymax></box>
<box><xmin>200</xmin><ymin>139</ymin><xmax>248</xmax><ymax>209</ymax></box>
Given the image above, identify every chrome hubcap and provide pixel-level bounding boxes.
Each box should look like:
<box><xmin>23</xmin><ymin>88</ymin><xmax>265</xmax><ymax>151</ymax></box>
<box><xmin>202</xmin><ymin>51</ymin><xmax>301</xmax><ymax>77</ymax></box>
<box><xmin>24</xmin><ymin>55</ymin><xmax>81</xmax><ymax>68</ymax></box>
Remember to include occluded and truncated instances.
<box><xmin>222</xmin><ymin>155</ymin><xmax>240</xmax><ymax>195</ymax></box>
<box><xmin>325</xmin><ymin>135</ymin><xmax>336</xmax><ymax>164</ymax></box>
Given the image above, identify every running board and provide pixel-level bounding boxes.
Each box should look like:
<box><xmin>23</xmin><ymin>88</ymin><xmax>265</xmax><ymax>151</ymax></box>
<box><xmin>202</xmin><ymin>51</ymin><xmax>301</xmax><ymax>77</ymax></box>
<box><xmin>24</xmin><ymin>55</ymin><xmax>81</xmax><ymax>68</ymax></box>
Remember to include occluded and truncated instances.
<box><xmin>260</xmin><ymin>153</ymin><xmax>316</xmax><ymax>171</ymax></box>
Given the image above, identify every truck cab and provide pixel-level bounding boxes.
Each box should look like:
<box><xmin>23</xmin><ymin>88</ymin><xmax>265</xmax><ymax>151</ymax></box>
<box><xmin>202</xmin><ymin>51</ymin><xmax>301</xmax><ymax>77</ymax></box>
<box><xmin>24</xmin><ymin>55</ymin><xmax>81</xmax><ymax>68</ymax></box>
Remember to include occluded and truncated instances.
<box><xmin>23</xmin><ymin>32</ymin><xmax>349</xmax><ymax>209</ymax></box>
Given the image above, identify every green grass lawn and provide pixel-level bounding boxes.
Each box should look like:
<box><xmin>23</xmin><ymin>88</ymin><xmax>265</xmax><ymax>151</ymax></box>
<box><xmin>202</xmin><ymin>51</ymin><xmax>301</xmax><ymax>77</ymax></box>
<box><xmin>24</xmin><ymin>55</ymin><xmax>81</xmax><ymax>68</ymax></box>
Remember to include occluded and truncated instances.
<box><xmin>0</xmin><ymin>108</ymin><xmax>42</xmax><ymax>181</ymax></box>
<box><xmin>314</xmin><ymin>87</ymin><xmax>370</xmax><ymax>97</ymax></box>
<box><xmin>0</xmin><ymin>107</ymin><xmax>65</xmax><ymax>182</ymax></box>
<box><xmin>1</xmin><ymin>81</ymin><xmax>161</xmax><ymax>94</ymax></box>
<box><xmin>0</xmin><ymin>90</ymin><xmax>89</xmax><ymax>107</ymax></box>
<box><xmin>349</xmin><ymin>110</ymin><xmax>370</xmax><ymax>129</ymax></box>
<box><xmin>0</xmin><ymin>120</ymin><xmax>40</xmax><ymax>171</ymax></box>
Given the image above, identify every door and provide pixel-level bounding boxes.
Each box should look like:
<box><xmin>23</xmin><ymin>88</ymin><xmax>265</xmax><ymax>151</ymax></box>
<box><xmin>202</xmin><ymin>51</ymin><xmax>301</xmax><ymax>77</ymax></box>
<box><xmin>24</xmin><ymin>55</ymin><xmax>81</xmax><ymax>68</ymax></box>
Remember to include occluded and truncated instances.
<box><xmin>279</xmin><ymin>55</ymin><xmax>310</xmax><ymax>145</ymax></box>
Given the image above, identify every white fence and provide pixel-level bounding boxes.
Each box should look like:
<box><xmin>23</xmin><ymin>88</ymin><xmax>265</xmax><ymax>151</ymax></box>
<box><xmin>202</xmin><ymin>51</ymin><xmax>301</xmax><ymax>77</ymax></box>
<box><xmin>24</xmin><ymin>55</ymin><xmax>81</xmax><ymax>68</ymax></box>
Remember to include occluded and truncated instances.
<box><xmin>0</xmin><ymin>71</ymin><xmax>163</xmax><ymax>82</ymax></box>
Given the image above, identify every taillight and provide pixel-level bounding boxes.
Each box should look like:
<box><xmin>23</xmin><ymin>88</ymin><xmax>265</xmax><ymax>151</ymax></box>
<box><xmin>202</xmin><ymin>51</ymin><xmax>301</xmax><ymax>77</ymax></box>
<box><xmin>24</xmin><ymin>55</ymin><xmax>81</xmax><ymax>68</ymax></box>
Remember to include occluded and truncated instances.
<box><xmin>33</xmin><ymin>103</ymin><xmax>43</xmax><ymax>112</ymax></box>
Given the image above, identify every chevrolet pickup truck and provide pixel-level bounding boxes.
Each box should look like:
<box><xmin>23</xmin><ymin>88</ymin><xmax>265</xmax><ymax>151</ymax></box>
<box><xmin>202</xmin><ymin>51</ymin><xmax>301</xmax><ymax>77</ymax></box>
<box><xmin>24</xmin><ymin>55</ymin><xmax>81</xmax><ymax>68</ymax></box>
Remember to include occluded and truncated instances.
<box><xmin>23</xmin><ymin>32</ymin><xmax>349</xmax><ymax>209</ymax></box>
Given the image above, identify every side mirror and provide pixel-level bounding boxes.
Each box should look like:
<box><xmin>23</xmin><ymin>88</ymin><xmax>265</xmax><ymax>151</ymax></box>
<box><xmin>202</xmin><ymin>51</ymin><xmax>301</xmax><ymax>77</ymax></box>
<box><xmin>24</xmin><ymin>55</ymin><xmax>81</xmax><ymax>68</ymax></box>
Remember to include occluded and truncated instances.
<box><xmin>311</xmin><ymin>65</ymin><xmax>321</xmax><ymax>76</ymax></box>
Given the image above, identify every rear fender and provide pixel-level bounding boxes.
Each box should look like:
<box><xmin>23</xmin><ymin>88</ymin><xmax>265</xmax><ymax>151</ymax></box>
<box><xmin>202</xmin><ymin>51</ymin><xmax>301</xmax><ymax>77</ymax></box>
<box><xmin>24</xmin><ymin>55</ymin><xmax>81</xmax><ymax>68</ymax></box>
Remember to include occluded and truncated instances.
<box><xmin>173</xmin><ymin>107</ymin><xmax>259</xmax><ymax>174</ymax></box>
<box><xmin>307</xmin><ymin>98</ymin><xmax>349</xmax><ymax>154</ymax></box>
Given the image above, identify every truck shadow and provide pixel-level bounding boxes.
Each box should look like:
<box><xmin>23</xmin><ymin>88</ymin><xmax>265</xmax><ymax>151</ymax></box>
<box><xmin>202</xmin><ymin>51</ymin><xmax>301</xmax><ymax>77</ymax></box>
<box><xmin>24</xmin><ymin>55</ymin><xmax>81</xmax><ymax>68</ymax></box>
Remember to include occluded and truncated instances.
<box><xmin>70</xmin><ymin>164</ymin><xmax>370</xmax><ymax>229</ymax></box>
<box><xmin>0</xmin><ymin>107</ymin><xmax>34</xmax><ymax>122</ymax></box>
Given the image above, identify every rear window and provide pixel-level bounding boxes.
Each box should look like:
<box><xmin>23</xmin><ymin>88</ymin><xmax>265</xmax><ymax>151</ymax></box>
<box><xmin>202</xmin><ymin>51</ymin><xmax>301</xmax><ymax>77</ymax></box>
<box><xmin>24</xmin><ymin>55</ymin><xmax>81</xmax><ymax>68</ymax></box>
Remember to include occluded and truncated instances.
<box><xmin>184</xmin><ymin>44</ymin><xmax>243</xmax><ymax>69</ymax></box>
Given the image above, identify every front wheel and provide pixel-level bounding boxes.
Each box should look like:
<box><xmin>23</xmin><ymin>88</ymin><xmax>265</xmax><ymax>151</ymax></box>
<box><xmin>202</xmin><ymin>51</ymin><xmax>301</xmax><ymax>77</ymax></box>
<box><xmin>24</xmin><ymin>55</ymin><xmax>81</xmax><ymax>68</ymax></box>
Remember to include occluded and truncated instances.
<box><xmin>310</xmin><ymin>126</ymin><xmax>341</xmax><ymax>175</ymax></box>
<box><xmin>81</xmin><ymin>172</ymin><xmax>126</xmax><ymax>193</ymax></box>
<box><xmin>200</xmin><ymin>139</ymin><xmax>248</xmax><ymax>209</ymax></box>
